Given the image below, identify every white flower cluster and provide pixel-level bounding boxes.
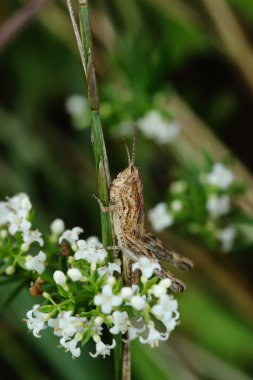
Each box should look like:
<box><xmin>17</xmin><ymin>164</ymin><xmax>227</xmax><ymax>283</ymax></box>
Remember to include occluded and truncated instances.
<box><xmin>148</xmin><ymin>162</ymin><xmax>240</xmax><ymax>252</ymax></box>
<box><xmin>148</xmin><ymin>180</ymin><xmax>187</xmax><ymax>233</ymax></box>
<box><xmin>0</xmin><ymin>193</ymin><xmax>47</xmax><ymax>274</ymax></box>
<box><xmin>137</xmin><ymin>110</ymin><xmax>181</xmax><ymax>145</ymax></box>
<box><xmin>25</xmin><ymin>225</ymin><xmax>179</xmax><ymax>359</ymax></box>
<box><xmin>204</xmin><ymin>163</ymin><xmax>236</xmax><ymax>252</ymax></box>
<box><xmin>0</xmin><ymin>193</ymin><xmax>41</xmax><ymax>246</ymax></box>
<box><xmin>205</xmin><ymin>163</ymin><xmax>234</xmax><ymax>221</ymax></box>
<box><xmin>0</xmin><ymin>193</ymin><xmax>67</xmax><ymax>275</ymax></box>
<box><xmin>0</xmin><ymin>192</ymin><xmax>180</xmax><ymax>359</ymax></box>
<box><xmin>206</xmin><ymin>163</ymin><xmax>234</xmax><ymax>190</ymax></box>
<box><xmin>148</xmin><ymin>203</ymin><xmax>174</xmax><ymax>232</ymax></box>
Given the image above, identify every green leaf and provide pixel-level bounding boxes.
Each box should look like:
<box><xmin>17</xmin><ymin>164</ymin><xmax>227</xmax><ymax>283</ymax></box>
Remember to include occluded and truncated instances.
<box><xmin>39</xmin><ymin>305</ymin><xmax>55</xmax><ymax>313</ymax></box>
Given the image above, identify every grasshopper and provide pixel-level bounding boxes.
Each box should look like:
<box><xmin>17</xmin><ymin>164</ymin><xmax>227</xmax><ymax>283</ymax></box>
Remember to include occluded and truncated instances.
<box><xmin>95</xmin><ymin>129</ymin><xmax>193</xmax><ymax>292</ymax></box>
<box><xmin>65</xmin><ymin>0</ymin><xmax>192</xmax><ymax>290</ymax></box>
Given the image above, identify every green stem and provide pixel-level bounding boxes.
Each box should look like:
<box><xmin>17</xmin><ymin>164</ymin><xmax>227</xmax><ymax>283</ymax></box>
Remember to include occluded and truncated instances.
<box><xmin>78</xmin><ymin>0</ymin><xmax>113</xmax><ymax>248</ymax></box>
<box><xmin>75</xmin><ymin>1</ymin><xmax>127</xmax><ymax>379</ymax></box>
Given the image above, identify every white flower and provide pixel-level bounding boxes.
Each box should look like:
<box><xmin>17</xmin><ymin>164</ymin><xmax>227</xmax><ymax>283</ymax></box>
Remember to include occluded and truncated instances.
<box><xmin>65</xmin><ymin>95</ymin><xmax>88</xmax><ymax>117</ymax></box>
<box><xmin>8</xmin><ymin>193</ymin><xmax>32</xmax><ymax>216</ymax></box>
<box><xmin>151</xmin><ymin>294</ymin><xmax>179</xmax><ymax>331</ymax></box>
<box><xmin>60</xmin><ymin>334</ymin><xmax>82</xmax><ymax>358</ymax></box>
<box><xmin>90</xmin><ymin>337</ymin><xmax>116</xmax><ymax>358</ymax></box>
<box><xmin>98</xmin><ymin>263</ymin><xmax>121</xmax><ymax>277</ymax></box>
<box><xmin>67</xmin><ymin>268</ymin><xmax>83</xmax><ymax>281</ymax></box>
<box><xmin>206</xmin><ymin>163</ymin><xmax>234</xmax><ymax>189</ymax></box>
<box><xmin>132</xmin><ymin>256</ymin><xmax>160</xmax><ymax>279</ymax></box>
<box><xmin>0</xmin><ymin>201</ymin><xmax>9</xmax><ymax>226</ymax></box>
<box><xmin>131</xmin><ymin>284</ymin><xmax>140</xmax><ymax>294</ymax></box>
<box><xmin>22</xmin><ymin>229</ymin><xmax>44</xmax><ymax>251</ymax></box>
<box><xmin>138</xmin><ymin>111</ymin><xmax>180</xmax><ymax>144</ymax></box>
<box><xmin>53</xmin><ymin>270</ymin><xmax>68</xmax><ymax>290</ymax></box>
<box><xmin>151</xmin><ymin>278</ymin><xmax>172</xmax><ymax>298</ymax></box>
<box><xmin>86</xmin><ymin>236</ymin><xmax>103</xmax><ymax>248</ymax></box>
<box><xmin>170</xmin><ymin>181</ymin><xmax>187</xmax><ymax>193</ymax></box>
<box><xmin>171</xmin><ymin>200</ymin><xmax>183</xmax><ymax>213</ymax></box>
<box><xmin>7</xmin><ymin>213</ymin><xmax>31</xmax><ymax>235</ymax></box>
<box><xmin>74</xmin><ymin>238</ymin><xmax>107</xmax><ymax>264</ymax></box>
<box><xmin>148</xmin><ymin>203</ymin><xmax>173</xmax><ymax>232</ymax></box>
<box><xmin>50</xmin><ymin>219</ymin><xmax>65</xmax><ymax>236</ymax></box>
<box><xmin>218</xmin><ymin>226</ymin><xmax>236</xmax><ymax>252</ymax></box>
<box><xmin>59</xmin><ymin>227</ymin><xmax>83</xmax><ymax>245</ymax></box>
<box><xmin>130</xmin><ymin>295</ymin><xmax>146</xmax><ymax>310</ymax></box>
<box><xmin>25</xmin><ymin>304</ymin><xmax>48</xmax><ymax>338</ymax></box>
<box><xmin>121</xmin><ymin>287</ymin><xmax>133</xmax><ymax>299</ymax></box>
<box><xmin>206</xmin><ymin>195</ymin><xmax>231</xmax><ymax>219</ymax></box>
<box><xmin>94</xmin><ymin>284</ymin><xmax>122</xmax><ymax>314</ymax></box>
<box><xmin>139</xmin><ymin>324</ymin><xmax>169</xmax><ymax>347</ymax></box>
<box><xmin>128</xmin><ymin>324</ymin><xmax>146</xmax><ymax>341</ymax></box>
<box><xmin>3</xmin><ymin>193</ymin><xmax>32</xmax><ymax>235</ymax></box>
<box><xmin>91</xmin><ymin>317</ymin><xmax>104</xmax><ymax>336</ymax></box>
<box><xmin>109</xmin><ymin>311</ymin><xmax>129</xmax><ymax>335</ymax></box>
<box><xmin>48</xmin><ymin>311</ymin><xmax>86</xmax><ymax>338</ymax></box>
<box><xmin>24</xmin><ymin>251</ymin><xmax>46</xmax><ymax>275</ymax></box>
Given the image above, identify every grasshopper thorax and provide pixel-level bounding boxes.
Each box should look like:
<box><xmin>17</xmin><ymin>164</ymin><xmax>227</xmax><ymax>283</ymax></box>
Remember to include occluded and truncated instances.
<box><xmin>110</xmin><ymin>165</ymin><xmax>140</xmax><ymax>192</ymax></box>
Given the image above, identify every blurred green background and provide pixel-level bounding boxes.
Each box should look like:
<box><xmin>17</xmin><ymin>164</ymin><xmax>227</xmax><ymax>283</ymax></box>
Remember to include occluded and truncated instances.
<box><xmin>0</xmin><ymin>0</ymin><xmax>253</xmax><ymax>379</ymax></box>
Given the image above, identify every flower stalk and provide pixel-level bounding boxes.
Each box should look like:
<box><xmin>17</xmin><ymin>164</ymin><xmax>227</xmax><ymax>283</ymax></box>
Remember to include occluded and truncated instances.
<box><xmin>78</xmin><ymin>0</ymin><xmax>113</xmax><ymax>249</ymax></box>
<box><xmin>68</xmin><ymin>0</ymin><xmax>127</xmax><ymax>378</ymax></box>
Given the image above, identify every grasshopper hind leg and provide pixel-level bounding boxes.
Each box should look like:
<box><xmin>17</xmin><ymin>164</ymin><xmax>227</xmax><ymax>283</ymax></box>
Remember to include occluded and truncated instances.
<box><xmin>143</xmin><ymin>231</ymin><xmax>193</xmax><ymax>271</ymax></box>
<box><xmin>123</xmin><ymin>233</ymin><xmax>186</xmax><ymax>293</ymax></box>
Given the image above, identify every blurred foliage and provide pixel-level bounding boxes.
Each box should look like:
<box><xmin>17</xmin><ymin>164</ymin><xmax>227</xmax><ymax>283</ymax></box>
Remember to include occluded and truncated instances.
<box><xmin>1</xmin><ymin>0</ymin><xmax>253</xmax><ymax>379</ymax></box>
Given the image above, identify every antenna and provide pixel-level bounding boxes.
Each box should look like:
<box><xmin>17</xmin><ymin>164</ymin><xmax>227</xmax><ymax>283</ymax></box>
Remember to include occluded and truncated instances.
<box><xmin>123</xmin><ymin>125</ymin><xmax>136</xmax><ymax>167</ymax></box>
<box><xmin>131</xmin><ymin>124</ymin><xmax>136</xmax><ymax>165</ymax></box>
<box><xmin>66</xmin><ymin>0</ymin><xmax>87</xmax><ymax>76</ymax></box>
<box><xmin>124</xmin><ymin>140</ymin><xmax>131</xmax><ymax>166</ymax></box>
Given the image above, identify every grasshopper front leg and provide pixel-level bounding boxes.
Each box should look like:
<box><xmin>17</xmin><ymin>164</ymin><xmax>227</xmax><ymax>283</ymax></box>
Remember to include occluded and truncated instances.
<box><xmin>93</xmin><ymin>194</ymin><xmax>116</xmax><ymax>213</ymax></box>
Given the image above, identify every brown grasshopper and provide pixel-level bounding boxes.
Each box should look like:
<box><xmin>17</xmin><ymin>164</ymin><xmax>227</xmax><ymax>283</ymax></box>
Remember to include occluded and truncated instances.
<box><xmin>95</xmin><ymin>129</ymin><xmax>193</xmax><ymax>292</ymax></box>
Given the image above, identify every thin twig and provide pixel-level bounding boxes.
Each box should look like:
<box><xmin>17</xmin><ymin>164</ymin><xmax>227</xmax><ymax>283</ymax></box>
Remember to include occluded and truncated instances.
<box><xmin>66</xmin><ymin>0</ymin><xmax>87</xmax><ymax>76</ymax></box>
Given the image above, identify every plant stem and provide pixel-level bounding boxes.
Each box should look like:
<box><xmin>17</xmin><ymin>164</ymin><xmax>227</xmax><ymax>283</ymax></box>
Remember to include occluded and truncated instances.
<box><xmin>68</xmin><ymin>1</ymin><xmax>129</xmax><ymax>378</ymax></box>
<box><xmin>78</xmin><ymin>0</ymin><xmax>112</xmax><ymax>249</ymax></box>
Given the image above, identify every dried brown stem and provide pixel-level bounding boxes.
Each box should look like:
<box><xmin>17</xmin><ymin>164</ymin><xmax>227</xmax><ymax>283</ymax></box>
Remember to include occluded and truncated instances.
<box><xmin>202</xmin><ymin>0</ymin><xmax>253</xmax><ymax>97</ymax></box>
<box><xmin>0</xmin><ymin>0</ymin><xmax>50</xmax><ymax>50</ymax></box>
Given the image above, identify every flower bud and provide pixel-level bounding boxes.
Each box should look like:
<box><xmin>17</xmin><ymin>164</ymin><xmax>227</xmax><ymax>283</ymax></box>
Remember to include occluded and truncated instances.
<box><xmin>50</xmin><ymin>219</ymin><xmax>65</xmax><ymax>236</ymax></box>
<box><xmin>107</xmin><ymin>276</ymin><xmax>116</xmax><ymax>286</ymax></box>
<box><xmin>121</xmin><ymin>287</ymin><xmax>133</xmax><ymax>299</ymax></box>
<box><xmin>131</xmin><ymin>295</ymin><xmax>146</xmax><ymax>310</ymax></box>
<box><xmin>67</xmin><ymin>268</ymin><xmax>83</xmax><ymax>281</ymax></box>
<box><xmin>93</xmin><ymin>334</ymin><xmax>101</xmax><ymax>343</ymax></box>
<box><xmin>94</xmin><ymin>316</ymin><xmax>103</xmax><ymax>326</ymax></box>
<box><xmin>21</xmin><ymin>243</ymin><xmax>29</xmax><ymax>252</ymax></box>
<box><xmin>53</xmin><ymin>270</ymin><xmax>68</xmax><ymax>290</ymax></box>
<box><xmin>0</xmin><ymin>230</ymin><xmax>8</xmax><ymax>239</ymax></box>
<box><xmin>6</xmin><ymin>266</ymin><xmax>15</xmax><ymax>275</ymax></box>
